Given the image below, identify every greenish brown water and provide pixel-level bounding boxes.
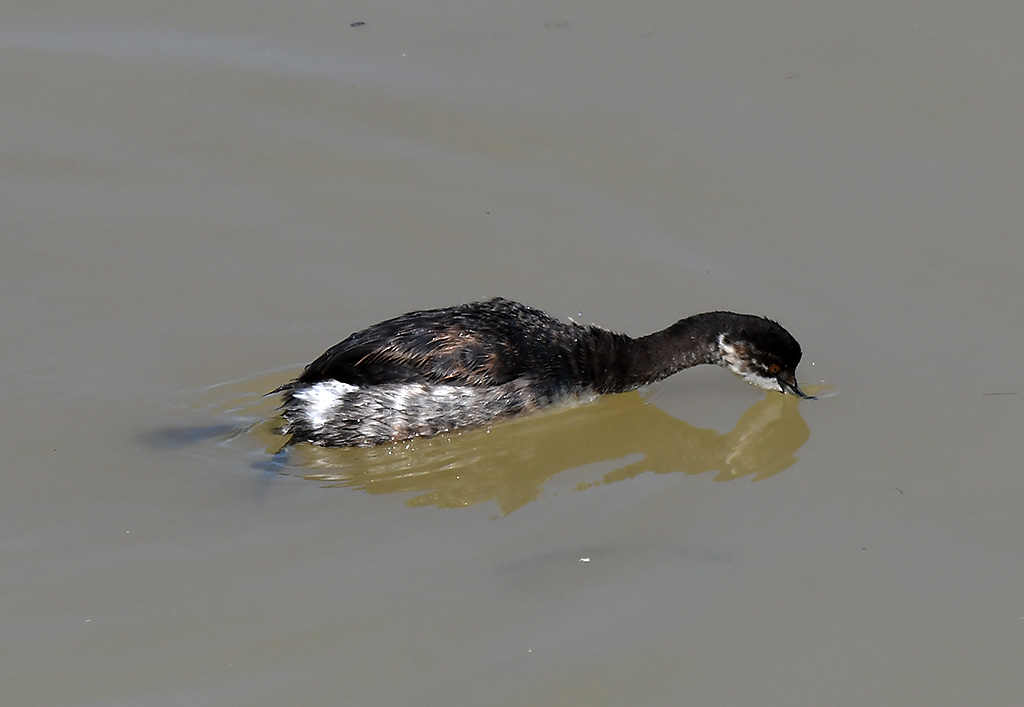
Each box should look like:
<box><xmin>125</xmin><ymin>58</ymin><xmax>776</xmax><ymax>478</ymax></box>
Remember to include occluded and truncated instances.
<box><xmin>4</xmin><ymin>1</ymin><xmax>1024</xmax><ymax>705</ymax></box>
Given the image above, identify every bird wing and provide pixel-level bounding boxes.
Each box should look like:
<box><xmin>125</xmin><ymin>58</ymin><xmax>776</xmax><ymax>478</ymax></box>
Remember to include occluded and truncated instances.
<box><xmin>292</xmin><ymin>316</ymin><xmax>520</xmax><ymax>388</ymax></box>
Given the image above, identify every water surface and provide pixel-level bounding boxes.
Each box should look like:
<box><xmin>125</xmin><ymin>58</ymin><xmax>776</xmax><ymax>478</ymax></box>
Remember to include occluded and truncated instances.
<box><xmin>4</xmin><ymin>1</ymin><xmax>1024</xmax><ymax>705</ymax></box>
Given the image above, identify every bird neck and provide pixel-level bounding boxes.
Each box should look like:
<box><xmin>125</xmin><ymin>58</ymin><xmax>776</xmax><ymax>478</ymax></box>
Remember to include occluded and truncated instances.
<box><xmin>589</xmin><ymin>314</ymin><xmax>726</xmax><ymax>393</ymax></box>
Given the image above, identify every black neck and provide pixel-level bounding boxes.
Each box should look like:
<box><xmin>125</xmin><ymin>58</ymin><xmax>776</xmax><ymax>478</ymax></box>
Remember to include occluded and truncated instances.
<box><xmin>587</xmin><ymin>313</ymin><xmax>726</xmax><ymax>393</ymax></box>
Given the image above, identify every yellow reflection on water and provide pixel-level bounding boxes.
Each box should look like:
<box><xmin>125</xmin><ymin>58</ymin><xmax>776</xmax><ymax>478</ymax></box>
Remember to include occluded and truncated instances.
<box><xmin>268</xmin><ymin>390</ymin><xmax>810</xmax><ymax>515</ymax></box>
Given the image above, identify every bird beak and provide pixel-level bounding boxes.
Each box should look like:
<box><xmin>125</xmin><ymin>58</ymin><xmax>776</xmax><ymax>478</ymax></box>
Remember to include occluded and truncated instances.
<box><xmin>778</xmin><ymin>373</ymin><xmax>814</xmax><ymax>399</ymax></box>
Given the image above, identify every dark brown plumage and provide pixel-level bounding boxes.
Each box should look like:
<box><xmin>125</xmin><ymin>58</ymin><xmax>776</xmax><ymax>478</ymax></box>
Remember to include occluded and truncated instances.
<box><xmin>277</xmin><ymin>297</ymin><xmax>808</xmax><ymax>447</ymax></box>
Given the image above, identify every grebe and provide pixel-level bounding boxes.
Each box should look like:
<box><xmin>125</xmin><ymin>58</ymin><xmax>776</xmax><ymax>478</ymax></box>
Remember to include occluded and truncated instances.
<box><xmin>277</xmin><ymin>297</ymin><xmax>809</xmax><ymax>447</ymax></box>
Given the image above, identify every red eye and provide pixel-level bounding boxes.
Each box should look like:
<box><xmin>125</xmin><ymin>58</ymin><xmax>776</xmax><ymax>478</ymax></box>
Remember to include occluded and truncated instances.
<box><xmin>768</xmin><ymin>364</ymin><xmax>781</xmax><ymax>375</ymax></box>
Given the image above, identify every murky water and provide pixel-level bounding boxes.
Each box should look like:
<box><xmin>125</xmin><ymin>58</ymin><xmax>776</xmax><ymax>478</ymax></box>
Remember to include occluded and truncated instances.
<box><xmin>4</xmin><ymin>1</ymin><xmax>1024</xmax><ymax>704</ymax></box>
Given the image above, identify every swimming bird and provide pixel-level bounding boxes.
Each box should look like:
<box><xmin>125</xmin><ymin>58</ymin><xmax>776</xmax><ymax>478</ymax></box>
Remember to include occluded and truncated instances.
<box><xmin>277</xmin><ymin>297</ymin><xmax>809</xmax><ymax>447</ymax></box>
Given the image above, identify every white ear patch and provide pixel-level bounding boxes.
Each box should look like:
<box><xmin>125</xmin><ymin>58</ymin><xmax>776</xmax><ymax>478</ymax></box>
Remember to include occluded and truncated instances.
<box><xmin>717</xmin><ymin>335</ymin><xmax>782</xmax><ymax>392</ymax></box>
<box><xmin>740</xmin><ymin>370</ymin><xmax>782</xmax><ymax>391</ymax></box>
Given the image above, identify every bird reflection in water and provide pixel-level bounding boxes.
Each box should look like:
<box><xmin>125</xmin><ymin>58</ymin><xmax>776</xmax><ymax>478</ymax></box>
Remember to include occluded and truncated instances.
<box><xmin>268</xmin><ymin>390</ymin><xmax>810</xmax><ymax>515</ymax></box>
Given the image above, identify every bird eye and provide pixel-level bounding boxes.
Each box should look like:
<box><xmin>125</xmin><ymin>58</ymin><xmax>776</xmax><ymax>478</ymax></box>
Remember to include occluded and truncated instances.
<box><xmin>768</xmin><ymin>364</ymin><xmax>781</xmax><ymax>375</ymax></box>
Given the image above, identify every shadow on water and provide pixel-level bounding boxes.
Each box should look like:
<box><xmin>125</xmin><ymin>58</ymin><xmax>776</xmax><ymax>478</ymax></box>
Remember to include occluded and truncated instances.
<box><xmin>141</xmin><ymin>423</ymin><xmax>248</xmax><ymax>448</ymax></box>
<box><xmin>274</xmin><ymin>390</ymin><xmax>812</xmax><ymax>515</ymax></box>
<box><xmin>148</xmin><ymin>371</ymin><xmax>814</xmax><ymax>515</ymax></box>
